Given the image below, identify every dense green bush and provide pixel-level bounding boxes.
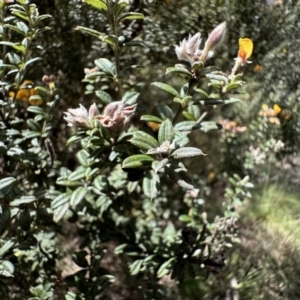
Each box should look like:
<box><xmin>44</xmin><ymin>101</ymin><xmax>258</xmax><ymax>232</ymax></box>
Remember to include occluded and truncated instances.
<box><xmin>0</xmin><ymin>0</ymin><xmax>299</xmax><ymax>299</ymax></box>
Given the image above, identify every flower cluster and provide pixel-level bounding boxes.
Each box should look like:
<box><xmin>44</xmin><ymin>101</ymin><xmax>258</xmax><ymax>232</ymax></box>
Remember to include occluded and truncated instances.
<box><xmin>64</xmin><ymin>101</ymin><xmax>137</xmax><ymax>137</ymax></box>
<box><xmin>42</xmin><ymin>74</ymin><xmax>56</xmax><ymax>92</ymax></box>
<box><xmin>219</xmin><ymin>119</ymin><xmax>247</xmax><ymax>134</ymax></box>
<box><xmin>259</xmin><ymin>104</ymin><xmax>281</xmax><ymax>125</ymax></box>
<box><xmin>175</xmin><ymin>22</ymin><xmax>226</xmax><ymax>65</ymax></box>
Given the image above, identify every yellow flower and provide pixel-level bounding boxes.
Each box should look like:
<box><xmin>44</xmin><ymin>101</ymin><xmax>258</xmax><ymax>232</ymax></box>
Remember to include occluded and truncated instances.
<box><xmin>238</xmin><ymin>38</ymin><xmax>253</xmax><ymax>62</ymax></box>
<box><xmin>253</xmin><ymin>64</ymin><xmax>263</xmax><ymax>72</ymax></box>
<box><xmin>273</xmin><ymin>104</ymin><xmax>282</xmax><ymax>115</ymax></box>
<box><xmin>230</xmin><ymin>38</ymin><xmax>253</xmax><ymax>76</ymax></box>
<box><xmin>259</xmin><ymin>104</ymin><xmax>281</xmax><ymax>125</ymax></box>
<box><xmin>8</xmin><ymin>80</ymin><xmax>43</xmax><ymax>106</ymax></box>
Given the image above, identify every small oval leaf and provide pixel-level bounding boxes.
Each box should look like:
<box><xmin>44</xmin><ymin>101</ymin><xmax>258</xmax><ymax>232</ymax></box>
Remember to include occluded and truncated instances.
<box><xmin>151</xmin><ymin>82</ymin><xmax>180</xmax><ymax>98</ymax></box>
<box><xmin>158</xmin><ymin>119</ymin><xmax>173</xmax><ymax>144</ymax></box>
<box><xmin>0</xmin><ymin>177</ymin><xmax>16</xmax><ymax>190</ymax></box>
<box><xmin>143</xmin><ymin>171</ymin><xmax>160</xmax><ymax>199</ymax></box>
<box><xmin>122</xmin><ymin>155</ymin><xmax>154</xmax><ymax>169</ymax></box>
<box><xmin>157</xmin><ymin>258</ymin><xmax>175</xmax><ymax>278</ymax></box>
<box><xmin>171</xmin><ymin>147</ymin><xmax>205</xmax><ymax>159</ymax></box>
<box><xmin>119</xmin><ymin>12</ymin><xmax>145</xmax><ymax>21</ymax></box>
<box><xmin>83</xmin><ymin>0</ymin><xmax>108</xmax><ymax>11</ymax></box>
<box><xmin>70</xmin><ymin>187</ymin><xmax>88</xmax><ymax>207</ymax></box>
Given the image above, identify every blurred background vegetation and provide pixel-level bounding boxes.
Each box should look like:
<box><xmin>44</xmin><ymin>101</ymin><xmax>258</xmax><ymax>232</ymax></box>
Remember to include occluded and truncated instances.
<box><xmin>1</xmin><ymin>0</ymin><xmax>300</xmax><ymax>299</ymax></box>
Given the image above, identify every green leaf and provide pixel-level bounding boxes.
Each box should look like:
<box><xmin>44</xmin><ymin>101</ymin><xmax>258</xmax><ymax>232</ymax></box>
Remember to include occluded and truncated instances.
<box><xmin>122</xmin><ymin>91</ymin><xmax>139</xmax><ymax>105</ymax></box>
<box><xmin>11</xmin><ymin>10</ymin><xmax>30</xmax><ymax>22</ymax></box>
<box><xmin>1</xmin><ymin>260</ymin><xmax>14</xmax><ymax>276</ymax></box>
<box><xmin>0</xmin><ymin>239</ymin><xmax>14</xmax><ymax>258</ymax></box>
<box><xmin>206</xmin><ymin>72</ymin><xmax>228</xmax><ymax>83</ymax></box>
<box><xmin>16</xmin><ymin>21</ymin><xmax>28</xmax><ymax>34</ymax></box>
<box><xmin>0</xmin><ymin>41</ymin><xmax>14</xmax><ymax>47</ymax></box>
<box><xmin>93</xmin><ymin>175</ymin><xmax>110</xmax><ymax>192</ymax></box>
<box><xmin>53</xmin><ymin>202</ymin><xmax>70</xmax><ymax>223</ymax></box>
<box><xmin>158</xmin><ymin>119</ymin><xmax>173</xmax><ymax>144</ymax></box>
<box><xmin>22</xmin><ymin>130</ymin><xmax>41</xmax><ymax>139</ymax></box>
<box><xmin>56</xmin><ymin>177</ymin><xmax>82</xmax><ymax>187</ymax></box>
<box><xmin>194</xmin><ymin>88</ymin><xmax>209</xmax><ymax>98</ymax></box>
<box><xmin>76</xmin><ymin>149</ymin><xmax>90</xmax><ymax>167</ymax></box>
<box><xmin>7</xmin><ymin>147</ymin><xmax>24</xmax><ymax>157</ymax></box>
<box><xmin>140</xmin><ymin>115</ymin><xmax>163</xmax><ymax>123</ymax></box>
<box><xmin>70</xmin><ymin>187</ymin><xmax>88</xmax><ymax>207</ymax></box>
<box><xmin>35</xmin><ymin>26</ymin><xmax>51</xmax><ymax>36</ymax></box>
<box><xmin>83</xmin><ymin>0</ymin><xmax>108</xmax><ymax>11</ymax></box>
<box><xmin>200</xmin><ymin>121</ymin><xmax>220</xmax><ymax>132</ymax></box>
<box><xmin>122</xmin><ymin>154</ymin><xmax>154</xmax><ymax>169</ymax></box>
<box><xmin>19</xmin><ymin>208</ymin><xmax>31</xmax><ymax>231</ymax></box>
<box><xmin>130</xmin><ymin>139</ymin><xmax>156</xmax><ymax>152</ymax></box>
<box><xmin>165</xmin><ymin>165</ymin><xmax>195</xmax><ymax>190</ymax></box>
<box><xmin>157</xmin><ymin>258</ymin><xmax>175</xmax><ymax>278</ymax></box>
<box><xmin>27</xmin><ymin>106</ymin><xmax>44</xmax><ymax>115</ymax></box>
<box><xmin>112</xmin><ymin>2</ymin><xmax>128</xmax><ymax>18</ymax></box>
<box><xmin>3</xmin><ymin>24</ymin><xmax>24</xmax><ymax>35</ymax></box>
<box><xmin>173</xmin><ymin>132</ymin><xmax>190</xmax><ymax>147</ymax></box>
<box><xmin>66</xmin><ymin>135</ymin><xmax>83</xmax><ymax>146</ymax></box>
<box><xmin>119</xmin><ymin>12</ymin><xmax>145</xmax><ymax>21</ymax></box>
<box><xmin>114</xmin><ymin>243</ymin><xmax>128</xmax><ymax>254</ymax></box>
<box><xmin>10</xmin><ymin>196</ymin><xmax>36</xmax><ymax>206</ymax></box>
<box><xmin>12</xmin><ymin>43</ymin><xmax>26</xmax><ymax>53</ymax></box>
<box><xmin>51</xmin><ymin>193</ymin><xmax>70</xmax><ymax>209</ymax></box>
<box><xmin>152</xmin><ymin>158</ymin><xmax>168</xmax><ymax>173</ymax></box>
<box><xmin>174</xmin><ymin>95</ymin><xmax>192</xmax><ymax>107</ymax></box>
<box><xmin>223</xmin><ymin>98</ymin><xmax>241</xmax><ymax>104</ymax></box>
<box><xmin>187</xmin><ymin>104</ymin><xmax>200</xmax><ymax>120</ymax></box>
<box><xmin>24</xmin><ymin>57</ymin><xmax>41</xmax><ymax>69</ymax></box>
<box><xmin>0</xmin><ymin>178</ymin><xmax>16</xmax><ymax>190</ymax></box>
<box><xmin>129</xmin><ymin>259</ymin><xmax>144</xmax><ymax>276</ymax></box>
<box><xmin>75</xmin><ymin>26</ymin><xmax>104</xmax><ymax>38</ymax></box>
<box><xmin>178</xmin><ymin>214</ymin><xmax>192</xmax><ymax>222</ymax></box>
<box><xmin>130</xmin><ymin>131</ymin><xmax>159</xmax><ymax>151</ymax></box>
<box><xmin>0</xmin><ymin>129</ymin><xmax>20</xmax><ymax>136</ymax></box>
<box><xmin>143</xmin><ymin>171</ymin><xmax>160</xmax><ymax>199</ymax></box>
<box><xmin>154</xmin><ymin>104</ymin><xmax>173</xmax><ymax>120</ymax></box>
<box><xmin>171</xmin><ymin>147</ymin><xmax>205</xmax><ymax>159</ymax></box>
<box><xmin>182</xmin><ymin>111</ymin><xmax>195</xmax><ymax>121</ymax></box>
<box><xmin>102</xmin><ymin>35</ymin><xmax>118</xmax><ymax>47</ymax></box>
<box><xmin>95</xmin><ymin>90</ymin><xmax>112</xmax><ymax>104</ymax></box>
<box><xmin>0</xmin><ymin>206</ymin><xmax>11</xmax><ymax>236</ymax></box>
<box><xmin>27</xmin><ymin>119</ymin><xmax>41</xmax><ymax>131</ymax></box>
<box><xmin>94</xmin><ymin>58</ymin><xmax>116</xmax><ymax>76</ymax></box>
<box><xmin>123</xmin><ymin>40</ymin><xmax>147</xmax><ymax>47</ymax></box>
<box><xmin>68</xmin><ymin>167</ymin><xmax>86</xmax><ymax>181</ymax></box>
<box><xmin>85</xmin><ymin>167</ymin><xmax>99</xmax><ymax>180</ymax></box>
<box><xmin>35</xmin><ymin>14</ymin><xmax>52</xmax><ymax>24</ymax></box>
<box><xmin>174</xmin><ymin>121</ymin><xmax>201</xmax><ymax>131</ymax></box>
<box><xmin>7</xmin><ymin>52</ymin><xmax>21</xmax><ymax>65</ymax></box>
<box><xmin>165</xmin><ymin>66</ymin><xmax>192</xmax><ymax>78</ymax></box>
<box><xmin>151</xmin><ymin>82</ymin><xmax>181</xmax><ymax>98</ymax></box>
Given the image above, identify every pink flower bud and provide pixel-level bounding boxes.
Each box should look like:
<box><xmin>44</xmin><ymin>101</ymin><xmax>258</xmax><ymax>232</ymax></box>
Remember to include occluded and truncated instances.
<box><xmin>42</xmin><ymin>75</ymin><xmax>50</xmax><ymax>83</ymax></box>
<box><xmin>64</xmin><ymin>104</ymin><xmax>90</xmax><ymax>129</ymax></box>
<box><xmin>103</xmin><ymin>101</ymin><xmax>124</xmax><ymax>117</ymax></box>
<box><xmin>200</xmin><ymin>22</ymin><xmax>226</xmax><ymax>62</ymax></box>
<box><xmin>88</xmin><ymin>103</ymin><xmax>100</xmax><ymax>117</ymax></box>
<box><xmin>97</xmin><ymin>101</ymin><xmax>137</xmax><ymax>138</ymax></box>
<box><xmin>205</xmin><ymin>22</ymin><xmax>226</xmax><ymax>51</ymax></box>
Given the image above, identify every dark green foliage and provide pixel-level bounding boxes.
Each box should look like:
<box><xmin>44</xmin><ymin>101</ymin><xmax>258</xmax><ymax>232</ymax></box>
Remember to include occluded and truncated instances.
<box><xmin>0</xmin><ymin>0</ymin><xmax>299</xmax><ymax>299</ymax></box>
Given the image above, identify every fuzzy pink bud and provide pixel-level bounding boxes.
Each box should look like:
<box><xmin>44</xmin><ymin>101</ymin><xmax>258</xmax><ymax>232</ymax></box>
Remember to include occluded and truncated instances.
<box><xmin>200</xmin><ymin>22</ymin><xmax>226</xmax><ymax>62</ymax></box>
<box><xmin>97</xmin><ymin>101</ymin><xmax>137</xmax><ymax>138</ymax></box>
<box><xmin>206</xmin><ymin>22</ymin><xmax>226</xmax><ymax>50</ymax></box>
